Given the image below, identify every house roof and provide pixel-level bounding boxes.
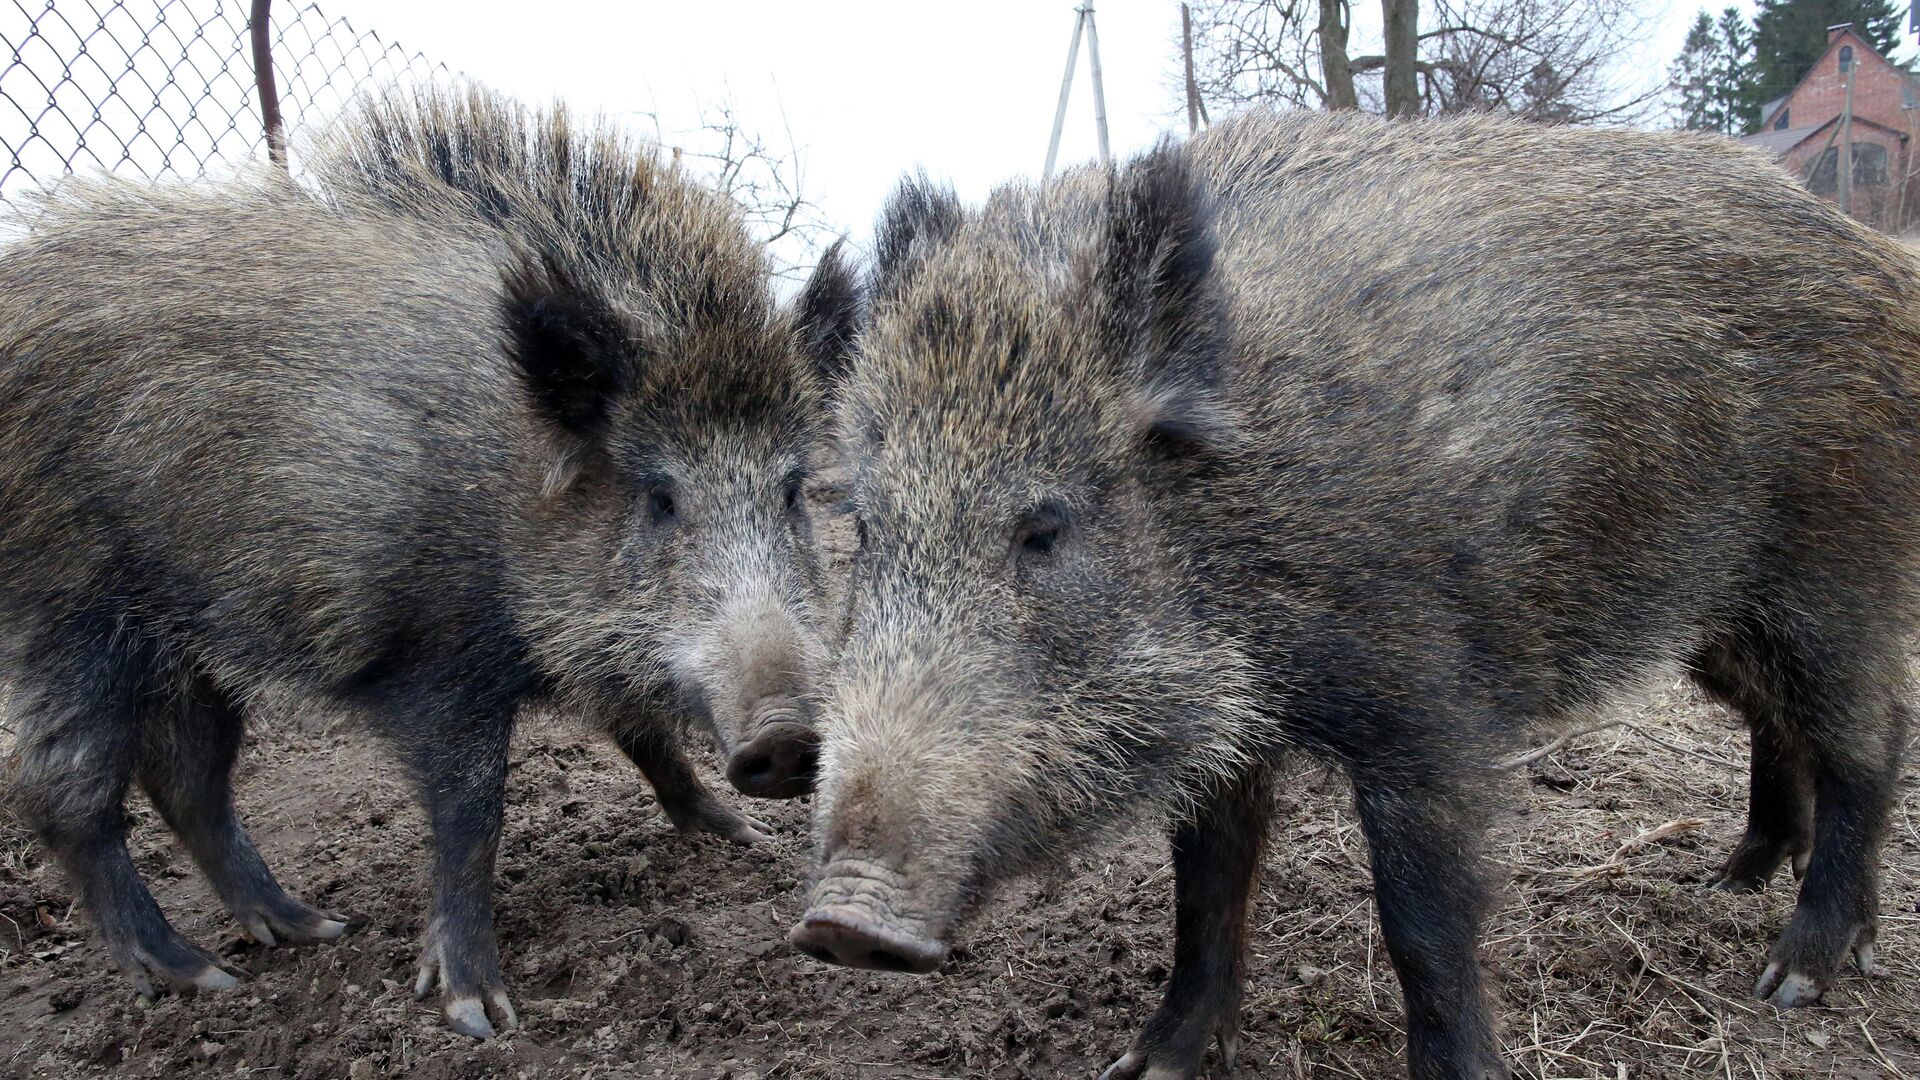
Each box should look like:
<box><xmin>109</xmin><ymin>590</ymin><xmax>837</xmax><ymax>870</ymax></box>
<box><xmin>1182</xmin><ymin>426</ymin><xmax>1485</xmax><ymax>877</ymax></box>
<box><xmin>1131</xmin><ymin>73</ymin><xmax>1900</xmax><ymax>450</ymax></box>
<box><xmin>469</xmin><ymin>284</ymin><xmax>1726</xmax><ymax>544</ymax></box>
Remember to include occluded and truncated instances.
<box><xmin>1754</xmin><ymin>24</ymin><xmax>1920</xmax><ymax>131</ymax></box>
<box><xmin>1758</xmin><ymin>94</ymin><xmax>1791</xmax><ymax>129</ymax></box>
<box><xmin>1738</xmin><ymin>114</ymin><xmax>1910</xmax><ymax>160</ymax></box>
<box><xmin>1740</xmin><ymin>125</ymin><xmax>1825</xmax><ymax>157</ymax></box>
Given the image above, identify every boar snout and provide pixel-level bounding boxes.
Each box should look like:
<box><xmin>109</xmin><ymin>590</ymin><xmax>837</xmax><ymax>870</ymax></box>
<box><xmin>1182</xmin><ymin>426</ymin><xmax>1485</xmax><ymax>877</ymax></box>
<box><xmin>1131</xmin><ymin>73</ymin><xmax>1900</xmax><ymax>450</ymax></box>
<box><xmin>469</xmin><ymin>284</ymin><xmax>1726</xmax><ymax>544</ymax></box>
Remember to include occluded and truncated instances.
<box><xmin>789</xmin><ymin>860</ymin><xmax>946</xmax><ymax>974</ymax></box>
<box><xmin>725</xmin><ymin>700</ymin><xmax>819</xmax><ymax>799</ymax></box>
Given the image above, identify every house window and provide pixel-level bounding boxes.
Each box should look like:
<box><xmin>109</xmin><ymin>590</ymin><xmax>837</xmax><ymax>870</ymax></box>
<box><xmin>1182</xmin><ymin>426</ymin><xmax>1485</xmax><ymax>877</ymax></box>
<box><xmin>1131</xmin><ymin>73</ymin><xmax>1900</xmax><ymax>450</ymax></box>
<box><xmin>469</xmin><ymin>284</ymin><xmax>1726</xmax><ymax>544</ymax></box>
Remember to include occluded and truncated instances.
<box><xmin>1840</xmin><ymin>44</ymin><xmax>1855</xmax><ymax>72</ymax></box>
<box><xmin>1775</xmin><ymin>107</ymin><xmax>1791</xmax><ymax>130</ymax></box>
<box><xmin>1810</xmin><ymin>147</ymin><xmax>1838</xmax><ymax>193</ymax></box>
<box><xmin>1807</xmin><ymin>144</ymin><xmax>1890</xmax><ymax>193</ymax></box>
<box><xmin>1854</xmin><ymin>142</ymin><xmax>1889</xmax><ymax>185</ymax></box>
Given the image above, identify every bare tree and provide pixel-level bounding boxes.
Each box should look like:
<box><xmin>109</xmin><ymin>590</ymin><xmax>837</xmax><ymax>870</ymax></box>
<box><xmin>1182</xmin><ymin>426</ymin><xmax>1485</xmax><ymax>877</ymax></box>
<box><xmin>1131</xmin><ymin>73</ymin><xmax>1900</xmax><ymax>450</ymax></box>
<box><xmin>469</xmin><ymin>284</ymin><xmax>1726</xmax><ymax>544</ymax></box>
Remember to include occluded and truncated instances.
<box><xmin>1420</xmin><ymin>0</ymin><xmax>1653</xmax><ymax>121</ymax></box>
<box><xmin>1190</xmin><ymin>0</ymin><xmax>1333</xmax><ymax>110</ymax></box>
<box><xmin>1384</xmin><ymin>0</ymin><xmax>1420</xmax><ymax>116</ymax></box>
<box><xmin>1320</xmin><ymin>0</ymin><xmax>1361</xmax><ymax>109</ymax></box>
<box><xmin>640</xmin><ymin>100</ymin><xmax>832</xmax><ymax>284</ymax></box>
<box><xmin>1187</xmin><ymin>0</ymin><xmax>1655</xmax><ymax>124</ymax></box>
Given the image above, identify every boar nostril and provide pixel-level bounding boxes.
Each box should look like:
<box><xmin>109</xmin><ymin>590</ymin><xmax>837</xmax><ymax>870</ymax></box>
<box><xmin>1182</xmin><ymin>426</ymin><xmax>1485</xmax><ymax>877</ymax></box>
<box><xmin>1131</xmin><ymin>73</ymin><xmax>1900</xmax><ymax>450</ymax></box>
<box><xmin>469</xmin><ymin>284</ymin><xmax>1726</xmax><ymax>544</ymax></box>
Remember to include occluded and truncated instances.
<box><xmin>725</xmin><ymin>721</ymin><xmax>819</xmax><ymax>799</ymax></box>
<box><xmin>864</xmin><ymin>948</ymin><xmax>918</xmax><ymax>973</ymax></box>
<box><xmin>737</xmin><ymin>749</ymin><xmax>777</xmax><ymax>784</ymax></box>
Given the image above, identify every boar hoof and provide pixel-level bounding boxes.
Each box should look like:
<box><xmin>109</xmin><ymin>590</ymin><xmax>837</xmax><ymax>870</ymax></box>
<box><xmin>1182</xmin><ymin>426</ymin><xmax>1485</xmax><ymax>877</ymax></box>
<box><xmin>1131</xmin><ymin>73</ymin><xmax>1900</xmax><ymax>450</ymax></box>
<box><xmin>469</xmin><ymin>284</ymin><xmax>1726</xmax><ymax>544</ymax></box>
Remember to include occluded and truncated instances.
<box><xmin>1757</xmin><ymin>965</ymin><xmax>1824</xmax><ymax>1008</ymax></box>
<box><xmin>108</xmin><ymin>933</ymin><xmax>245</xmax><ymax>1000</ymax></box>
<box><xmin>1709</xmin><ymin>834</ymin><xmax>1810</xmax><ymax>894</ymax></box>
<box><xmin>1096</xmin><ymin>1049</ymin><xmax>1199</xmax><ymax>1080</ymax></box>
<box><xmin>413</xmin><ymin>938</ymin><xmax>518</xmax><ymax>1039</ymax></box>
<box><xmin>660</xmin><ymin>790</ymin><xmax>772</xmax><ymax>845</ymax></box>
<box><xmin>686</xmin><ymin>805</ymin><xmax>773</xmax><ymax>846</ymax></box>
<box><xmin>441</xmin><ymin>991</ymin><xmax>519</xmax><ymax>1039</ymax></box>
<box><xmin>1097</xmin><ymin>1026</ymin><xmax>1239</xmax><ymax>1080</ymax></box>
<box><xmin>1708</xmin><ymin>874</ymin><xmax>1767</xmax><ymax>894</ymax></box>
<box><xmin>1099</xmin><ymin>982</ymin><xmax>1242</xmax><ymax>1079</ymax></box>
<box><xmin>705</xmin><ymin>811</ymin><xmax>773</xmax><ymax>846</ymax></box>
<box><xmin>231</xmin><ymin>892</ymin><xmax>350</xmax><ymax>947</ymax></box>
<box><xmin>1754</xmin><ymin>919</ymin><xmax>1876</xmax><ymax>1008</ymax></box>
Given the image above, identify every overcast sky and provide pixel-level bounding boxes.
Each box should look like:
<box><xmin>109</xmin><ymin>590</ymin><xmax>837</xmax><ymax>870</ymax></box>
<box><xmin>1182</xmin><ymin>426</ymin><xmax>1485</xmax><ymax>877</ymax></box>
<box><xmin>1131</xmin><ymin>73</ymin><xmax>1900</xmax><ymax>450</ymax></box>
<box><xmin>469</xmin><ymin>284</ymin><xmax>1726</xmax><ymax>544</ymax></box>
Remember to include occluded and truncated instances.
<box><xmin>301</xmin><ymin>0</ymin><xmax>1728</xmax><ymax>248</ymax></box>
<box><xmin>6</xmin><ymin>1</ymin><xmax>1912</xmax><ymax>248</ymax></box>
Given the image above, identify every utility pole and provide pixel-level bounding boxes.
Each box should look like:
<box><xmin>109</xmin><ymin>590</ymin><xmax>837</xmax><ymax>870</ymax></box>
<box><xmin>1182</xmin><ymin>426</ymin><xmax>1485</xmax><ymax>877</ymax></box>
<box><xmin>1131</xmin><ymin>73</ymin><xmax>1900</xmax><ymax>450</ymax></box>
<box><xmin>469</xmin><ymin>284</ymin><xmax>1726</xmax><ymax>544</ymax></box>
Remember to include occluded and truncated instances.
<box><xmin>1182</xmin><ymin>3</ymin><xmax>1200</xmax><ymax>135</ymax></box>
<box><xmin>1839</xmin><ymin>42</ymin><xmax>1856</xmax><ymax>217</ymax></box>
<box><xmin>1043</xmin><ymin>3</ymin><xmax>1111</xmax><ymax>179</ymax></box>
<box><xmin>1085</xmin><ymin>2</ymin><xmax>1111</xmax><ymax>166</ymax></box>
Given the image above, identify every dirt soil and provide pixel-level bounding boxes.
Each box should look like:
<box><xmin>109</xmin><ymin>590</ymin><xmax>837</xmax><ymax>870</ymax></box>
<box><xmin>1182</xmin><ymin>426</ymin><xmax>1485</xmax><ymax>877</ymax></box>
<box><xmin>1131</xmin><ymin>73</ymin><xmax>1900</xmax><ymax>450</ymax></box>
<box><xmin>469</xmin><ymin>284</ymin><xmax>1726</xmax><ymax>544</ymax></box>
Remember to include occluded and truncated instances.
<box><xmin>3</xmin><ymin>490</ymin><xmax>1919</xmax><ymax>1079</ymax></box>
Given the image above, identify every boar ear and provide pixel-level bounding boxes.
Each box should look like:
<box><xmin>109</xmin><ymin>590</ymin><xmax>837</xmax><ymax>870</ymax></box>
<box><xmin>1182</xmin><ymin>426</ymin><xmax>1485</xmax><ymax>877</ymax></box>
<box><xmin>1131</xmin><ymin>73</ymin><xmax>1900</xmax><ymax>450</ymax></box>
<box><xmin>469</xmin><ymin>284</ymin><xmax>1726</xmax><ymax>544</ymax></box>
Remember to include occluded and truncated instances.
<box><xmin>1101</xmin><ymin>141</ymin><xmax>1233</xmax><ymax>451</ymax></box>
<box><xmin>870</xmin><ymin>173</ymin><xmax>961</xmax><ymax>303</ymax></box>
<box><xmin>794</xmin><ymin>240</ymin><xmax>863</xmax><ymax>386</ymax></box>
<box><xmin>502</xmin><ymin>252</ymin><xmax>634</xmax><ymax>495</ymax></box>
<box><xmin>501</xmin><ymin>252</ymin><xmax>631</xmax><ymax>443</ymax></box>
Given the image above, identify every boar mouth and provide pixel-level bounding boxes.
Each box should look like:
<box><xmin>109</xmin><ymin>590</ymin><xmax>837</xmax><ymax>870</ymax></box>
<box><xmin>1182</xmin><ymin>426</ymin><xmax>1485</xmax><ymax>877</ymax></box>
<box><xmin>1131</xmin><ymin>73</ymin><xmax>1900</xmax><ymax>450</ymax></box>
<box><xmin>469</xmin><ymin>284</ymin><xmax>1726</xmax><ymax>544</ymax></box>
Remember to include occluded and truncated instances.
<box><xmin>788</xmin><ymin>858</ymin><xmax>949</xmax><ymax>974</ymax></box>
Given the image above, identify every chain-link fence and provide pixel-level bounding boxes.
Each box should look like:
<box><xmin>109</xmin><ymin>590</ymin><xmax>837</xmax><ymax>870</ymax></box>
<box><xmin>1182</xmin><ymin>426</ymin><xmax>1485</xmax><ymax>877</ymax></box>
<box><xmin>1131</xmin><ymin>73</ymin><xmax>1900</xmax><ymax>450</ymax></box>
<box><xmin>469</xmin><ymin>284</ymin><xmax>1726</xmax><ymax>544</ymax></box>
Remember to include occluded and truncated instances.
<box><xmin>0</xmin><ymin>0</ymin><xmax>447</xmax><ymax>203</ymax></box>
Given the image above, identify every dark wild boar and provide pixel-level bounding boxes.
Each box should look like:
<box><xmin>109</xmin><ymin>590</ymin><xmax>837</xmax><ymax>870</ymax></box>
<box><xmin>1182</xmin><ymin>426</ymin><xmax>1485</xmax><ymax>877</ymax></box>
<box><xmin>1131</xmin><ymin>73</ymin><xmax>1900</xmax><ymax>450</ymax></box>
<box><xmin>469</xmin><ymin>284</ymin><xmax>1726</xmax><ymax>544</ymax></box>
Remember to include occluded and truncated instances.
<box><xmin>790</xmin><ymin>111</ymin><xmax>1920</xmax><ymax>1080</ymax></box>
<box><xmin>0</xmin><ymin>87</ymin><xmax>855</xmax><ymax>1036</ymax></box>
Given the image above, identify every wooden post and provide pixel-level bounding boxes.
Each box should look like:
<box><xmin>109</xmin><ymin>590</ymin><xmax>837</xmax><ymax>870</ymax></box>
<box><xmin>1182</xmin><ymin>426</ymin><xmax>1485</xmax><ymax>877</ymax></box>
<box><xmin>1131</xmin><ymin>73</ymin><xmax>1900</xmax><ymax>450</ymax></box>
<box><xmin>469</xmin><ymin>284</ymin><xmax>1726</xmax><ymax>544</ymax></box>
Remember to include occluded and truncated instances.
<box><xmin>1084</xmin><ymin>3</ymin><xmax>1111</xmax><ymax>167</ymax></box>
<box><xmin>1043</xmin><ymin>6</ymin><xmax>1086</xmax><ymax>179</ymax></box>
<box><xmin>1839</xmin><ymin>51</ymin><xmax>1856</xmax><ymax>217</ymax></box>
<box><xmin>1182</xmin><ymin>3</ymin><xmax>1200</xmax><ymax>135</ymax></box>
<box><xmin>250</xmin><ymin>0</ymin><xmax>287</xmax><ymax>169</ymax></box>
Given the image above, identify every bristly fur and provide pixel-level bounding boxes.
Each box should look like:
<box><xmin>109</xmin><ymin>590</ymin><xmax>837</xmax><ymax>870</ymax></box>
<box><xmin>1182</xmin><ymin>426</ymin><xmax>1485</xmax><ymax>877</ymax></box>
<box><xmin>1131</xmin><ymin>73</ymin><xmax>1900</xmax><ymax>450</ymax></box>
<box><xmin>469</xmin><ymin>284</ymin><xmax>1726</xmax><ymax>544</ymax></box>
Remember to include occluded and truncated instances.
<box><xmin>807</xmin><ymin>109</ymin><xmax>1920</xmax><ymax>1079</ymax></box>
<box><xmin>794</xmin><ymin>240</ymin><xmax>863</xmax><ymax>385</ymax></box>
<box><xmin>869</xmin><ymin>172</ymin><xmax>962</xmax><ymax>304</ymax></box>
<box><xmin>0</xmin><ymin>82</ymin><xmax>843</xmax><ymax>1035</ymax></box>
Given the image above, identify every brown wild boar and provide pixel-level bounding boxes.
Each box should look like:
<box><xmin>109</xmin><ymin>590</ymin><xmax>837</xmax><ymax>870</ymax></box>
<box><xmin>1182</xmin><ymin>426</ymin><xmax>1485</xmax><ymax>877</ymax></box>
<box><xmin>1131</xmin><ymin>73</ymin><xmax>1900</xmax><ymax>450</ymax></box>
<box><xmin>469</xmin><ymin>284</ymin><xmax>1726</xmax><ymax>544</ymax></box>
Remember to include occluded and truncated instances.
<box><xmin>790</xmin><ymin>111</ymin><xmax>1920</xmax><ymax>1080</ymax></box>
<box><xmin>0</xmin><ymin>87</ymin><xmax>855</xmax><ymax>1037</ymax></box>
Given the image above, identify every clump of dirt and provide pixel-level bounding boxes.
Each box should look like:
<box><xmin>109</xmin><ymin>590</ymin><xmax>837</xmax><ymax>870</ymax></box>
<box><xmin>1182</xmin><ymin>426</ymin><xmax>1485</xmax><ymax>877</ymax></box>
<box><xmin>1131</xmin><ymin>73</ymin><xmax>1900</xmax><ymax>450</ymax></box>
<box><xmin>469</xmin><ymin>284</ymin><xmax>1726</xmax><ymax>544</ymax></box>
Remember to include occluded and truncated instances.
<box><xmin>2</xmin><ymin>486</ymin><xmax>1917</xmax><ymax>1078</ymax></box>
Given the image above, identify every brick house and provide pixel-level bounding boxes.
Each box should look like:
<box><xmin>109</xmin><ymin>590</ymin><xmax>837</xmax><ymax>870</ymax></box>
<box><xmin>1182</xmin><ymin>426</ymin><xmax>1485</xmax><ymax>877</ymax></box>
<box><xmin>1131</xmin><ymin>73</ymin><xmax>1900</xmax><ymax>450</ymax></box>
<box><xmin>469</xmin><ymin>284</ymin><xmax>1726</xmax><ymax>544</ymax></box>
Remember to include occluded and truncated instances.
<box><xmin>1738</xmin><ymin>23</ymin><xmax>1919</xmax><ymax>229</ymax></box>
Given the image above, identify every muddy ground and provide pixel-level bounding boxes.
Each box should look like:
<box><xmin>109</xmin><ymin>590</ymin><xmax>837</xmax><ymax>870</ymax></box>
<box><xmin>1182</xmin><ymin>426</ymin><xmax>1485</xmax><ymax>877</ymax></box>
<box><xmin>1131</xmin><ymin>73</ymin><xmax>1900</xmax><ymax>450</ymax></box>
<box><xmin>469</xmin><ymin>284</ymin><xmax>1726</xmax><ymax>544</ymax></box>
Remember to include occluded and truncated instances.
<box><xmin>3</xmin><ymin>489</ymin><xmax>1919</xmax><ymax>1079</ymax></box>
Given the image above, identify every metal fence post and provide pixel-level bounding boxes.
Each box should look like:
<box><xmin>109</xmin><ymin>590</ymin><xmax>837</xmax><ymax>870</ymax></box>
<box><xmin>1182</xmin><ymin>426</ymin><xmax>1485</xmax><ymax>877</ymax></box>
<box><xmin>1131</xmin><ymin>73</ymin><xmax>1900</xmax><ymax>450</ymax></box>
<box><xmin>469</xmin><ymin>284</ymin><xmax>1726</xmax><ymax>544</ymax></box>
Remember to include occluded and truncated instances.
<box><xmin>250</xmin><ymin>0</ymin><xmax>287</xmax><ymax>169</ymax></box>
<box><xmin>0</xmin><ymin>1</ymin><xmax>449</xmax><ymax>204</ymax></box>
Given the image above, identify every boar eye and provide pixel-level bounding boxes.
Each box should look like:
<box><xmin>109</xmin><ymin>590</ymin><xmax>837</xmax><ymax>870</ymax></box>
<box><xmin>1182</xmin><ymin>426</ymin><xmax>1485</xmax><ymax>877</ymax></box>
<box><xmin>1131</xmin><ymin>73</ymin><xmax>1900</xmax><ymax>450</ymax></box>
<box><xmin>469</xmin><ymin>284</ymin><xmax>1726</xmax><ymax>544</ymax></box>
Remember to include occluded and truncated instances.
<box><xmin>1013</xmin><ymin>505</ymin><xmax>1068</xmax><ymax>561</ymax></box>
<box><xmin>1019</xmin><ymin>525</ymin><xmax>1059</xmax><ymax>557</ymax></box>
<box><xmin>647</xmin><ymin>487</ymin><xmax>677</xmax><ymax>526</ymax></box>
<box><xmin>783</xmin><ymin>478</ymin><xmax>804</xmax><ymax>514</ymax></box>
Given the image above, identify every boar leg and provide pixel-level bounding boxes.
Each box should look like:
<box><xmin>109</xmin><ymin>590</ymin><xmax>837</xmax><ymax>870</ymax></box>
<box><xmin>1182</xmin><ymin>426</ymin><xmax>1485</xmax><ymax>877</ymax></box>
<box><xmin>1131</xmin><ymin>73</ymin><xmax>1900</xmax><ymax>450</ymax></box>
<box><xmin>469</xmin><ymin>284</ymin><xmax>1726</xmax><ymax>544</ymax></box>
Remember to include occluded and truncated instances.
<box><xmin>399</xmin><ymin>698</ymin><xmax>518</xmax><ymax>1039</ymax></box>
<box><xmin>137</xmin><ymin>672</ymin><xmax>348</xmax><ymax>947</ymax></box>
<box><xmin>1100</xmin><ymin>766</ymin><xmax>1271</xmax><ymax>1080</ymax></box>
<box><xmin>1352</xmin><ymin>777</ymin><xmax>1509</xmax><ymax>1080</ymax></box>
<box><xmin>12</xmin><ymin>644</ymin><xmax>242</xmax><ymax>997</ymax></box>
<box><xmin>1717</xmin><ymin>722</ymin><xmax>1815</xmax><ymax>893</ymax></box>
<box><xmin>1757</xmin><ymin>731</ymin><xmax>1899</xmax><ymax>1006</ymax></box>
<box><xmin>1725</xmin><ymin>618</ymin><xmax>1903</xmax><ymax>1007</ymax></box>
<box><xmin>1690</xmin><ymin>616</ymin><xmax>1899</xmax><ymax>1006</ymax></box>
<box><xmin>1691</xmin><ymin>640</ymin><xmax>1813</xmax><ymax>892</ymax></box>
<box><xmin>610</xmin><ymin>718</ymin><xmax>769</xmax><ymax>844</ymax></box>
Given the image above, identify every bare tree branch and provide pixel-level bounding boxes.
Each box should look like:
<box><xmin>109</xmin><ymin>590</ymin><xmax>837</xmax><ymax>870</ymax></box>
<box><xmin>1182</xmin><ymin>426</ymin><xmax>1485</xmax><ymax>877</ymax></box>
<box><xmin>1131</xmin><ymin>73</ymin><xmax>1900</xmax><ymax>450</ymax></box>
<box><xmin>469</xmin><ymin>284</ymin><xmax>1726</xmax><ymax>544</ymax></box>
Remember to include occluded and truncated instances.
<box><xmin>1186</xmin><ymin>0</ymin><xmax>1655</xmax><ymax>125</ymax></box>
<box><xmin>638</xmin><ymin>97</ymin><xmax>833</xmax><ymax>284</ymax></box>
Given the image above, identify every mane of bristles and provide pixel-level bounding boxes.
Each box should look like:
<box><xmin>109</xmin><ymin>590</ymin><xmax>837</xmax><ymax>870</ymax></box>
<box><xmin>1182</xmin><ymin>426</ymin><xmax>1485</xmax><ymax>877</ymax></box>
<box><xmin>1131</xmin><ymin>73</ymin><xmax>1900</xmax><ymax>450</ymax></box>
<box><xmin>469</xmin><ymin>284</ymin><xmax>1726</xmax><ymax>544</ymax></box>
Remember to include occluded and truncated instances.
<box><xmin>306</xmin><ymin>84</ymin><xmax>771</xmax><ymax>327</ymax></box>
